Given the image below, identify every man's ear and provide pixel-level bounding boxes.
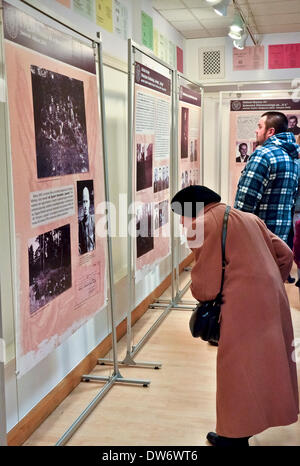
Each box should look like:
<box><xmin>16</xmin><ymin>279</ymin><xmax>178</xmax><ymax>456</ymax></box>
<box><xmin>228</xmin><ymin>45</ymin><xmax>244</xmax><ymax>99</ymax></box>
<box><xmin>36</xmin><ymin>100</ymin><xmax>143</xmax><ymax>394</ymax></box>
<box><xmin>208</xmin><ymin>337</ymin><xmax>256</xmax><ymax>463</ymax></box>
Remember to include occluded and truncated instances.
<box><xmin>268</xmin><ymin>127</ymin><xmax>276</xmax><ymax>137</ymax></box>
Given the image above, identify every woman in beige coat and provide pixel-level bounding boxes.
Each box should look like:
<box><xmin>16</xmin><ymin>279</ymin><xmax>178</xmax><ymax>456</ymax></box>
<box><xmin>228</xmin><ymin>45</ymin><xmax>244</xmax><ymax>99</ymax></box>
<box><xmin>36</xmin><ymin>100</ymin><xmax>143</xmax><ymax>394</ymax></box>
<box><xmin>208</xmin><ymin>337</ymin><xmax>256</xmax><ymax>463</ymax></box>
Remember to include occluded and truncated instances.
<box><xmin>171</xmin><ymin>185</ymin><xmax>299</xmax><ymax>447</ymax></box>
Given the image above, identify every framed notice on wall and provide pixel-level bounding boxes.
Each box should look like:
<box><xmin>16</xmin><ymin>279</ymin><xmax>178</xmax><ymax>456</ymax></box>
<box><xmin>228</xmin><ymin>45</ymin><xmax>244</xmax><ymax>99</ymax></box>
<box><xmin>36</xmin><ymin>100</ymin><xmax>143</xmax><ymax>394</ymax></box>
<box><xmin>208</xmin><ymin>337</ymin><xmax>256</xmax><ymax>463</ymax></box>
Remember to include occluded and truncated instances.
<box><xmin>2</xmin><ymin>1</ymin><xmax>107</xmax><ymax>377</ymax></box>
<box><xmin>133</xmin><ymin>61</ymin><xmax>171</xmax><ymax>280</ymax></box>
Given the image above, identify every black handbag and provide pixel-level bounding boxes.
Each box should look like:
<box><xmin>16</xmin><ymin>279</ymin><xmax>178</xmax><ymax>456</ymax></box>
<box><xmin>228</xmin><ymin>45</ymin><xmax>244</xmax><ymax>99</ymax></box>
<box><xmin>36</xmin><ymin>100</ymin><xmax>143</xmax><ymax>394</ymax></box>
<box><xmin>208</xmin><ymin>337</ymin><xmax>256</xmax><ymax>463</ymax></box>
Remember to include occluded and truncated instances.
<box><xmin>189</xmin><ymin>205</ymin><xmax>231</xmax><ymax>342</ymax></box>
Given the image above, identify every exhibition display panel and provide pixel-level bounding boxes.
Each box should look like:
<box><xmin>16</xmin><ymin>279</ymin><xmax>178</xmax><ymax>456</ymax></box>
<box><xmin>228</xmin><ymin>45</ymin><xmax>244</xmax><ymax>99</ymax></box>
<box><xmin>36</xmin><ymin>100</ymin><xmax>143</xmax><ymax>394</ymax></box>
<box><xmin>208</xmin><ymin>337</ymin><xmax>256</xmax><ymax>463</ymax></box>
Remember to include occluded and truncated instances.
<box><xmin>219</xmin><ymin>90</ymin><xmax>300</xmax><ymax>205</ymax></box>
<box><xmin>175</xmin><ymin>74</ymin><xmax>203</xmax><ymax>301</ymax></box>
<box><xmin>0</xmin><ymin>0</ymin><xmax>149</xmax><ymax>445</ymax></box>
<box><xmin>3</xmin><ymin>0</ymin><xmax>107</xmax><ymax>378</ymax></box>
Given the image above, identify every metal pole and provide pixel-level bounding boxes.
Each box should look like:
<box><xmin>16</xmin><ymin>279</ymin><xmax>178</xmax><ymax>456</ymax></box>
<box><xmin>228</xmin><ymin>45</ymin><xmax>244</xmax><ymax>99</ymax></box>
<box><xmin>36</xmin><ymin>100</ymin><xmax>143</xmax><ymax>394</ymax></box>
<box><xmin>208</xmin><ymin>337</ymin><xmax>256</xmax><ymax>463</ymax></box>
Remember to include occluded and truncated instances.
<box><xmin>125</xmin><ymin>39</ymin><xmax>134</xmax><ymax>360</ymax></box>
<box><xmin>97</xmin><ymin>36</ymin><xmax>120</xmax><ymax>377</ymax></box>
<box><xmin>173</xmin><ymin>72</ymin><xmax>180</xmax><ymax>300</ymax></box>
<box><xmin>0</xmin><ymin>284</ymin><xmax>7</xmax><ymax>447</ymax></box>
<box><xmin>171</xmin><ymin>68</ymin><xmax>177</xmax><ymax>304</ymax></box>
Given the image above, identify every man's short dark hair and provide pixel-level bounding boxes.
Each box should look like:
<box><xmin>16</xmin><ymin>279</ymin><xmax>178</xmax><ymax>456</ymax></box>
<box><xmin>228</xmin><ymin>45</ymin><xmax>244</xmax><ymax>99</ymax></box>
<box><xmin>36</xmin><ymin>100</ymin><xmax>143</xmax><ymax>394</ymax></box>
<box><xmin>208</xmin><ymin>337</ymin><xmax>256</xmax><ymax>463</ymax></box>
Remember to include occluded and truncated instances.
<box><xmin>261</xmin><ymin>111</ymin><xmax>288</xmax><ymax>134</ymax></box>
<box><xmin>239</xmin><ymin>143</ymin><xmax>247</xmax><ymax>150</ymax></box>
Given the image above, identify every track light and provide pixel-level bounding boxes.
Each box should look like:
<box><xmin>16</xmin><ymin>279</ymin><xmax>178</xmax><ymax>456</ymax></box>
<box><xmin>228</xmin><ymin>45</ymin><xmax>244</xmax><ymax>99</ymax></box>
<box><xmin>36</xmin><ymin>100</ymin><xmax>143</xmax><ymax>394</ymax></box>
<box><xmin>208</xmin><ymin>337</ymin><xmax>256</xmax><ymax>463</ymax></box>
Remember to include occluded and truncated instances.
<box><xmin>228</xmin><ymin>28</ymin><xmax>242</xmax><ymax>40</ymax></box>
<box><xmin>213</xmin><ymin>0</ymin><xmax>230</xmax><ymax>16</ymax></box>
<box><xmin>230</xmin><ymin>12</ymin><xmax>243</xmax><ymax>33</ymax></box>
<box><xmin>233</xmin><ymin>31</ymin><xmax>248</xmax><ymax>50</ymax></box>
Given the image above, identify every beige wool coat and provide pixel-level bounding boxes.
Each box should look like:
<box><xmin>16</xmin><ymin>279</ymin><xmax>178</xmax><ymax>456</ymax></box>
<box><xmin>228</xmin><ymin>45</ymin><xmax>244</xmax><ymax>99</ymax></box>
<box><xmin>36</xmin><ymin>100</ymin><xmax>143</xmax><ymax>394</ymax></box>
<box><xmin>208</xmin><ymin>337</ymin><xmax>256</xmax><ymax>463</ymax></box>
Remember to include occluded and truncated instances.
<box><xmin>187</xmin><ymin>202</ymin><xmax>299</xmax><ymax>438</ymax></box>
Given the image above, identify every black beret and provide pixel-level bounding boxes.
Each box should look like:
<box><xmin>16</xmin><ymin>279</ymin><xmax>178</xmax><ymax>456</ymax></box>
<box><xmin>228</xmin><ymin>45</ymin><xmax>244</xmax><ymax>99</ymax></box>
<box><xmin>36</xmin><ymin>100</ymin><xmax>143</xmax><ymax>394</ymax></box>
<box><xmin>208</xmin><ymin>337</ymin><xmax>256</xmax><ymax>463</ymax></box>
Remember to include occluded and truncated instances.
<box><xmin>171</xmin><ymin>185</ymin><xmax>221</xmax><ymax>217</ymax></box>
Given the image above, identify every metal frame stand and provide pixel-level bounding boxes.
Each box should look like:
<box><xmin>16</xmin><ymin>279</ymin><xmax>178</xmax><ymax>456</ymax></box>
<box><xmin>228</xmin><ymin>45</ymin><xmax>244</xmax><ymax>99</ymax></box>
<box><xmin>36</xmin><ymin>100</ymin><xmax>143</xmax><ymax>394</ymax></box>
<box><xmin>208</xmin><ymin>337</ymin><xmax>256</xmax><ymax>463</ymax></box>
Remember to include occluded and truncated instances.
<box><xmin>153</xmin><ymin>74</ymin><xmax>204</xmax><ymax>311</ymax></box>
<box><xmin>99</xmin><ymin>51</ymin><xmax>205</xmax><ymax>373</ymax></box>
<box><xmin>0</xmin><ymin>284</ymin><xmax>7</xmax><ymax>446</ymax></box>
<box><xmin>56</xmin><ymin>34</ymin><xmax>151</xmax><ymax>445</ymax></box>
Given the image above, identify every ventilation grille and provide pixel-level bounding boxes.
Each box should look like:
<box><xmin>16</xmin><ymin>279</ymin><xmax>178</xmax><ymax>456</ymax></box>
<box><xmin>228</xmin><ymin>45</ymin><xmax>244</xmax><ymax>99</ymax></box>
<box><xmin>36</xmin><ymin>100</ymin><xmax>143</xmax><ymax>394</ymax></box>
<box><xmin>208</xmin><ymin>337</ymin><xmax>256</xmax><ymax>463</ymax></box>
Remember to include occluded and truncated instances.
<box><xmin>199</xmin><ymin>46</ymin><xmax>225</xmax><ymax>80</ymax></box>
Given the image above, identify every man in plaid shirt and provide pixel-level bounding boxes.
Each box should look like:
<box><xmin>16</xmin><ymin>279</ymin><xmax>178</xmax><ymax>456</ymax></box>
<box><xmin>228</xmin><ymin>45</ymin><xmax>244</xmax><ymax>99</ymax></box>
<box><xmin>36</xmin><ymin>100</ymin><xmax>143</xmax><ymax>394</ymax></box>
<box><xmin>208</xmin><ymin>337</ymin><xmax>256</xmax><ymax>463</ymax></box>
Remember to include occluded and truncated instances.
<box><xmin>234</xmin><ymin>111</ymin><xmax>299</xmax><ymax>243</ymax></box>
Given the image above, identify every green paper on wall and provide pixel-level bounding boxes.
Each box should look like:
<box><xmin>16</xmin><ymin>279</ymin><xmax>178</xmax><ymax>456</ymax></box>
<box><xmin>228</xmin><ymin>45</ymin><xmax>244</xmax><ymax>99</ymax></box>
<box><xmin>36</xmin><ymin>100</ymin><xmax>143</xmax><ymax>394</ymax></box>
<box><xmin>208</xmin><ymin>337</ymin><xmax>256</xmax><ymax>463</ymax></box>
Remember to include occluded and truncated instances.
<box><xmin>141</xmin><ymin>11</ymin><xmax>153</xmax><ymax>50</ymax></box>
<box><xmin>73</xmin><ymin>0</ymin><xmax>94</xmax><ymax>21</ymax></box>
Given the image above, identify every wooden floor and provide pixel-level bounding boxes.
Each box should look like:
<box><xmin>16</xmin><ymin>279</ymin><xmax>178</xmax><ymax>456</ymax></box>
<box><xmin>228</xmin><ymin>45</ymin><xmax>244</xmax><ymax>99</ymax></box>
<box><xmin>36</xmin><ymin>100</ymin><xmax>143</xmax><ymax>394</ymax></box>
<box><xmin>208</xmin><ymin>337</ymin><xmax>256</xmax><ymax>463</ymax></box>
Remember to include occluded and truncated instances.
<box><xmin>24</xmin><ymin>268</ymin><xmax>300</xmax><ymax>446</ymax></box>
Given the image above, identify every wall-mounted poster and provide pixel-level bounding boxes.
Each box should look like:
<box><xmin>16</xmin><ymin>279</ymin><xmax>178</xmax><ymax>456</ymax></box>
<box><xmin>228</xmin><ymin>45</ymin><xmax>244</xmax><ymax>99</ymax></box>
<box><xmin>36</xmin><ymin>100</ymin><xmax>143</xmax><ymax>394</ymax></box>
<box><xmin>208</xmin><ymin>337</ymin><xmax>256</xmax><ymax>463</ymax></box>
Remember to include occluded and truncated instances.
<box><xmin>229</xmin><ymin>98</ymin><xmax>300</xmax><ymax>204</ymax></box>
<box><xmin>134</xmin><ymin>62</ymin><xmax>171</xmax><ymax>280</ymax></box>
<box><xmin>233</xmin><ymin>45</ymin><xmax>264</xmax><ymax>71</ymax></box>
<box><xmin>3</xmin><ymin>2</ymin><xmax>107</xmax><ymax>377</ymax></box>
<box><xmin>73</xmin><ymin>0</ymin><xmax>95</xmax><ymax>21</ymax></box>
<box><xmin>96</xmin><ymin>0</ymin><xmax>113</xmax><ymax>33</ymax></box>
<box><xmin>268</xmin><ymin>43</ymin><xmax>300</xmax><ymax>70</ymax></box>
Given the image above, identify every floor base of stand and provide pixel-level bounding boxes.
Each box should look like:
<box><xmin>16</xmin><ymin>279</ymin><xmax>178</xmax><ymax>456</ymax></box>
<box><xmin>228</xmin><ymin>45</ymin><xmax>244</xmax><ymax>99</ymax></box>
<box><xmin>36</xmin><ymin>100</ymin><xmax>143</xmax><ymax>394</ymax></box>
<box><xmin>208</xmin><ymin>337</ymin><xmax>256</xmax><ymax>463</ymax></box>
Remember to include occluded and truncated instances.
<box><xmin>97</xmin><ymin>355</ymin><xmax>162</xmax><ymax>370</ymax></box>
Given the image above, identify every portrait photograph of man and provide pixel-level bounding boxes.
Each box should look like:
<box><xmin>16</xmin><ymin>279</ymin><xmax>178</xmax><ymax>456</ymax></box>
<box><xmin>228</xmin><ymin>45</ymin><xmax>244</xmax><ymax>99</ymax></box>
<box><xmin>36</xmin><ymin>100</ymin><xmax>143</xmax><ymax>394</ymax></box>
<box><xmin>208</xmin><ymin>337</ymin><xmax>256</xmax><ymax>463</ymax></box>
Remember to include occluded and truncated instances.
<box><xmin>287</xmin><ymin>115</ymin><xmax>300</xmax><ymax>135</ymax></box>
<box><xmin>236</xmin><ymin>141</ymin><xmax>250</xmax><ymax>163</ymax></box>
<box><xmin>77</xmin><ymin>180</ymin><xmax>95</xmax><ymax>255</ymax></box>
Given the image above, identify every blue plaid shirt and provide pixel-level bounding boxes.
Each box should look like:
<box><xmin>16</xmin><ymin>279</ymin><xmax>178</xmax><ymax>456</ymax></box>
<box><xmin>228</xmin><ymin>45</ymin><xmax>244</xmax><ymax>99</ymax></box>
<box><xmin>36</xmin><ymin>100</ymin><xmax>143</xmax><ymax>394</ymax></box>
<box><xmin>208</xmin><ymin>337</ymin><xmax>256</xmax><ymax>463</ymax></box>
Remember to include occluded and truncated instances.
<box><xmin>234</xmin><ymin>132</ymin><xmax>299</xmax><ymax>241</ymax></box>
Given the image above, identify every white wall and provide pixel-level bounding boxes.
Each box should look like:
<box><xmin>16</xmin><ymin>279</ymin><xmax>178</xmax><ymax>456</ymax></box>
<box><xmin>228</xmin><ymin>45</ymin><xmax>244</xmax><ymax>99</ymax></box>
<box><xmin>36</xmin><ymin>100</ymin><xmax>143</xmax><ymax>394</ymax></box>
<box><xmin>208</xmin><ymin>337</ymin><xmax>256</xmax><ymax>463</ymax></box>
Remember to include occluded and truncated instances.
<box><xmin>186</xmin><ymin>32</ymin><xmax>300</xmax><ymax>84</ymax></box>
<box><xmin>186</xmin><ymin>31</ymin><xmax>300</xmax><ymax>192</ymax></box>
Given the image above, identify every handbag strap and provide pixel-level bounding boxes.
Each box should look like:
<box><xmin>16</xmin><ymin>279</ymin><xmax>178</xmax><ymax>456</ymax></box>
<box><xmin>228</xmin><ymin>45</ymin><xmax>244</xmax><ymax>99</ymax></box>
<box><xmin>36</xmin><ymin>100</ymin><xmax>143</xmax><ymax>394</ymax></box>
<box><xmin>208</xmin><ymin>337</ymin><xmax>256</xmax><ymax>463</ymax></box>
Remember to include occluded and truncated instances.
<box><xmin>219</xmin><ymin>205</ymin><xmax>231</xmax><ymax>295</ymax></box>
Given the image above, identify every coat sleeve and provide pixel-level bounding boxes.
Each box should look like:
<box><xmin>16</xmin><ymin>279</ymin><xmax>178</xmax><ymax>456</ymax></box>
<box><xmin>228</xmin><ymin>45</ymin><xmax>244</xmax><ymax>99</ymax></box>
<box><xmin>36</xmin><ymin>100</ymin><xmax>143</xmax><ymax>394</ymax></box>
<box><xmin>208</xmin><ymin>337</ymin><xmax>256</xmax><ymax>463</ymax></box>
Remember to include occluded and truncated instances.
<box><xmin>187</xmin><ymin>211</ymin><xmax>223</xmax><ymax>302</ymax></box>
<box><xmin>255</xmin><ymin>217</ymin><xmax>293</xmax><ymax>282</ymax></box>
<box><xmin>234</xmin><ymin>151</ymin><xmax>271</xmax><ymax>213</ymax></box>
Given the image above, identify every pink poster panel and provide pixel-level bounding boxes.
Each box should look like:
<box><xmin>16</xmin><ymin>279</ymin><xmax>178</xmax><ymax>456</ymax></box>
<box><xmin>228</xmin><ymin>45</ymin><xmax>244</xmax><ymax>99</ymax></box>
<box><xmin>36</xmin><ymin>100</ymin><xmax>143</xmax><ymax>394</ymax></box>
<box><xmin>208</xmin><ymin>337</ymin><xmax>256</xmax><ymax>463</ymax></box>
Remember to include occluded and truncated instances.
<box><xmin>4</xmin><ymin>5</ymin><xmax>107</xmax><ymax>376</ymax></box>
<box><xmin>178</xmin><ymin>86</ymin><xmax>202</xmax><ymax>192</ymax></box>
<box><xmin>134</xmin><ymin>63</ymin><xmax>171</xmax><ymax>277</ymax></box>
<box><xmin>229</xmin><ymin>99</ymin><xmax>300</xmax><ymax>205</ymax></box>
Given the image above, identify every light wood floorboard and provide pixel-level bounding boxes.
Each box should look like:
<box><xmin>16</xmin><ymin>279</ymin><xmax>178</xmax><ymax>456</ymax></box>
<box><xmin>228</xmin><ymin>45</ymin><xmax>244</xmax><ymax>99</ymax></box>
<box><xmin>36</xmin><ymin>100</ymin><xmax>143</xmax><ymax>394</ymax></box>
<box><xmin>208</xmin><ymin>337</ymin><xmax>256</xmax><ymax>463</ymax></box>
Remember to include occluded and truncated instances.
<box><xmin>23</xmin><ymin>268</ymin><xmax>300</xmax><ymax>446</ymax></box>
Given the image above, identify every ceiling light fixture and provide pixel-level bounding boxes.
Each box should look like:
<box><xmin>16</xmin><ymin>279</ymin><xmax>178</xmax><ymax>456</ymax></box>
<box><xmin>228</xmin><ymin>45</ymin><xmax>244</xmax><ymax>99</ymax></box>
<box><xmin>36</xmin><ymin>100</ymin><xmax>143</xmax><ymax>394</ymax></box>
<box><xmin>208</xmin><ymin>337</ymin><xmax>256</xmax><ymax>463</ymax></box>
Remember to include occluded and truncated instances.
<box><xmin>233</xmin><ymin>31</ymin><xmax>248</xmax><ymax>50</ymax></box>
<box><xmin>213</xmin><ymin>0</ymin><xmax>230</xmax><ymax>16</ymax></box>
<box><xmin>228</xmin><ymin>27</ymin><xmax>243</xmax><ymax>40</ymax></box>
<box><xmin>230</xmin><ymin>12</ymin><xmax>243</xmax><ymax>33</ymax></box>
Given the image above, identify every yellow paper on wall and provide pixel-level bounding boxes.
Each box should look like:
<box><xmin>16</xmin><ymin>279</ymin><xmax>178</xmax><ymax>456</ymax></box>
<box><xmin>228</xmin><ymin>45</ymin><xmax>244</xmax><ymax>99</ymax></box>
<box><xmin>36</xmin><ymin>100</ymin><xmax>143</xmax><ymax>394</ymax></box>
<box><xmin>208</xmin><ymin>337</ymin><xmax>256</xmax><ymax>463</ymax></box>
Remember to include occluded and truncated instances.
<box><xmin>96</xmin><ymin>0</ymin><xmax>113</xmax><ymax>33</ymax></box>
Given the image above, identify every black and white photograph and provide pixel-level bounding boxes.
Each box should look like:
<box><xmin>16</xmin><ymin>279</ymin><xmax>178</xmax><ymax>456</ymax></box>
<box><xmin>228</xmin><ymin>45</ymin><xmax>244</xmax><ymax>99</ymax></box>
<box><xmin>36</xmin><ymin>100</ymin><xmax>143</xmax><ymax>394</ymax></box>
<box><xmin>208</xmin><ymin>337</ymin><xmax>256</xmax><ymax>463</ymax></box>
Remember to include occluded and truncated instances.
<box><xmin>185</xmin><ymin>170</ymin><xmax>189</xmax><ymax>188</ymax></box>
<box><xmin>31</xmin><ymin>65</ymin><xmax>89</xmax><ymax>178</ymax></box>
<box><xmin>136</xmin><ymin>142</ymin><xmax>153</xmax><ymax>191</ymax></box>
<box><xmin>190</xmin><ymin>139</ymin><xmax>194</xmax><ymax>162</ymax></box>
<box><xmin>194</xmin><ymin>139</ymin><xmax>198</xmax><ymax>161</ymax></box>
<box><xmin>77</xmin><ymin>180</ymin><xmax>95</xmax><ymax>255</ymax></box>
<box><xmin>154</xmin><ymin>204</ymin><xmax>159</xmax><ymax>230</ymax></box>
<box><xmin>153</xmin><ymin>165</ymin><xmax>169</xmax><ymax>193</ymax></box>
<box><xmin>28</xmin><ymin>224</ymin><xmax>72</xmax><ymax>314</ymax></box>
<box><xmin>163</xmin><ymin>165</ymin><xmax>169</xmax><ymax>190</ymax></box>
<box><xmin>158</xmin><ymin>199</ymin><xmax>169</xmax><ymax>228</ymax></box>
<box><xmin>181</xmin><ymin>171</ymin><xmax>185</xmax><ymax>189</ymax></box>
<box><xmin>236</xmin><ymin>141</ymin><xmax>250</xmax><ymax>163</ymax></box>
<box><xmin>136</xmin><ymin>203</ymin><xmax>154</xmax><ymax>258</ymax></box>
<box><xmin>287</xmin><ymin>114</ymin><xmax>300</xmax><ymax>135</ymax></box>
<box><xmin>181</xmin><ymin>107</ymin><xmax>189</xmax><ymax>158</ymax></box>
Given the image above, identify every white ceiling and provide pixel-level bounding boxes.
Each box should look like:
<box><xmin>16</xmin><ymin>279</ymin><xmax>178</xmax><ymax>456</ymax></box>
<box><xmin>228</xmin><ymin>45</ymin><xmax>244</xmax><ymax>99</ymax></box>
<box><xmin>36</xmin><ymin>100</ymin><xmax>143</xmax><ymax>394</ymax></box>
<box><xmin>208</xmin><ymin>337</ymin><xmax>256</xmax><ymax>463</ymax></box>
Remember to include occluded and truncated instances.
<box><xmin>153</xmin><ymin>0</ymin><xmax>300</xmax><ymax>39</ymax></box>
